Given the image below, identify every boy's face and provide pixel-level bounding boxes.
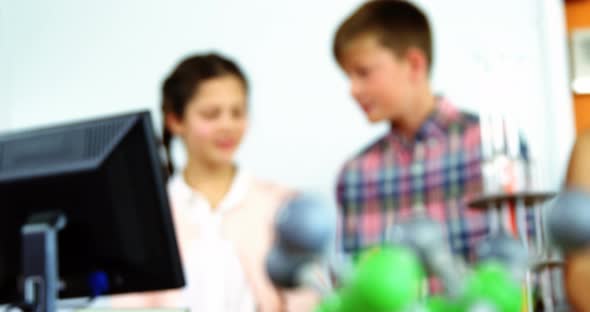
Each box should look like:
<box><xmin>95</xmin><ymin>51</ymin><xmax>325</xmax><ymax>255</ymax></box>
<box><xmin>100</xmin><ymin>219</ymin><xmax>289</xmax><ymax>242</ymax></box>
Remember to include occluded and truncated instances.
<box><xmin>340</xmin><ymin>35</ymin><xmax>414</xmax><ymax>124</ymax></box>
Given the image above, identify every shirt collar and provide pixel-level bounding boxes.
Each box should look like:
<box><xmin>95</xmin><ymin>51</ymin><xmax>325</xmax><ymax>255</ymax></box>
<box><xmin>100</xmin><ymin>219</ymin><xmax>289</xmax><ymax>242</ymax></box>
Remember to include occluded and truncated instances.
<box><xmin>168</xmin><ymin>166</ymin><xmax>251</xmax><ymax>214</ymax></box>
<box><xmin>389</xmin><ymin>96</ymin><xmax>459</xmax><ymax>146</ymax></box>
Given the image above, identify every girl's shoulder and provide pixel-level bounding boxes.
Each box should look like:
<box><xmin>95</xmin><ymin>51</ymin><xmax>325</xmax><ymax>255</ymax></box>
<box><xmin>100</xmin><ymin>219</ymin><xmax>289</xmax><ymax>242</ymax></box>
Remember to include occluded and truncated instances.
<box><xmin>166</xmin><ymin>173</ymin><xmax>193</xmax><ymax>203</ymax></box>
<box><xmin>248</xmin><ymin>175</ymin><xmax>293</xmax><ymax>198</ymax></box>
<box><xmin>239</xmin><ymin>172</ymin><xmax>295</xmax><ymax>215</ymax></box>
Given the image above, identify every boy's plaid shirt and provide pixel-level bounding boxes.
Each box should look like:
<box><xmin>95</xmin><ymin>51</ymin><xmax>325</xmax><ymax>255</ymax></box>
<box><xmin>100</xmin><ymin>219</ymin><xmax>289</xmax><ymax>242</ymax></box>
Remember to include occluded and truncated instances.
<box><xmin>336</xmin><ymin>98</ymin><xmax>488</xmax><ymax>261</ymax></box>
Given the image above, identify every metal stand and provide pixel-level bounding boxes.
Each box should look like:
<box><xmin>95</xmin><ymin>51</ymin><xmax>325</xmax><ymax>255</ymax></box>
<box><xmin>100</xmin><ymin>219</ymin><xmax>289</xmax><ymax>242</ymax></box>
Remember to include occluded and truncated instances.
<box><xmin>21</xmin><ymin>211</ymin><xmax>67</xmax><ymax>312</ymax></box>
<box><xmin>469</xmin><ymin>192</ymin><xmax>557</xmax><ymax>312</ymax></box>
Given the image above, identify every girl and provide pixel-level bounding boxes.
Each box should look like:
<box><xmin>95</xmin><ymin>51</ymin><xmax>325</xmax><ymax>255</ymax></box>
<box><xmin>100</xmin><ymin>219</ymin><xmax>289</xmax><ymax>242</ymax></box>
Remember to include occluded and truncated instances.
<box><xmin>112</xmin><ymin>53</ymin><xmax>316</xmax><ymax>311</ymax></box>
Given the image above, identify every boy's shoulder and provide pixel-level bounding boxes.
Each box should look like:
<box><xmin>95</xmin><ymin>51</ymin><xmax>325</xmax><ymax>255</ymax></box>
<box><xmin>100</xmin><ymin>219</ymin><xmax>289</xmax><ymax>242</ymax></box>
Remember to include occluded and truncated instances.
<box><xmin>443</xmin><ymin>107</ymin><xmax>481</xmax><ymax>148</ymax></box>
<box><xmin>447</xmin><ymin>109</ymin><xmax>479</xmax><ymax>129</ymax></box>
<box><xmin>430</xmin><ymin>99</ymin><xmax>480</xmax><ymax>149</ymax></box>
<box><xmin>435</xmin><ymin>98</ymin><xmax>480</xmax><ymax>131</ymax></box>
<box><xmin>339</xmin><ymin>102</ymin><xmax>480</xmax><ymax>176</ymax></box>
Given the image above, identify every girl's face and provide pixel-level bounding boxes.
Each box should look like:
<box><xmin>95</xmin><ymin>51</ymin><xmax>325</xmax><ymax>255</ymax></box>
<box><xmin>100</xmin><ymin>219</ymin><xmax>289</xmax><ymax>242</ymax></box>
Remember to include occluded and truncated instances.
<box><xmin>169</xmin><ymin>75</ymin><xmax>248</xmax><ymax>168</ymax></box>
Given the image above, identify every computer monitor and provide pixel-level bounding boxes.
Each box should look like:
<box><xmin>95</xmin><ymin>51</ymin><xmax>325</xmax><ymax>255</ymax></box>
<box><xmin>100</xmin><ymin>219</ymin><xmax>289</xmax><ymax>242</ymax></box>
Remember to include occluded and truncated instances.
<box><xmin>0</xmin><ymin>111</ymin><xmax>185</xmax><ymax>310</ymax></box>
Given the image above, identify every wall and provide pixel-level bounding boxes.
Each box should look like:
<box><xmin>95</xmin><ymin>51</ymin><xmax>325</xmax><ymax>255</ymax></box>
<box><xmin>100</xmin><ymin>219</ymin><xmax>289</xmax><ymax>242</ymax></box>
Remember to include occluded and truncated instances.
<box><xmin>0</xmin><ymin>0</ymin><xmax>575</xmax><ymax>200</ymax></box>
<box><xmin>0</xmin><ymin>4</ymin><xmax>10</xmax><ymax>132</ymax></box>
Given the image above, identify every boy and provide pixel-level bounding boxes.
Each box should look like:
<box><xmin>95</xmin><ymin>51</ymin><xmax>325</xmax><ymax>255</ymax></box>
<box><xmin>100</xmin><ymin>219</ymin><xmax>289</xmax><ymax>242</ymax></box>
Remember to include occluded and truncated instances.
<box><xmin>333</xmin><ymin>0</ymin><xmax>486</xmax><ymax>262</ymax></box>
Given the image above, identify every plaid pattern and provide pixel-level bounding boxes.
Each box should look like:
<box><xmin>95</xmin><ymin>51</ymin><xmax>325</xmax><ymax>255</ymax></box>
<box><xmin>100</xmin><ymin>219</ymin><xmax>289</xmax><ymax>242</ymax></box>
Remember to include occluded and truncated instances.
<box><xmin>336</xmin><ymin>98</ymin><xmax>488</xmax><ymax>261</ymax></box>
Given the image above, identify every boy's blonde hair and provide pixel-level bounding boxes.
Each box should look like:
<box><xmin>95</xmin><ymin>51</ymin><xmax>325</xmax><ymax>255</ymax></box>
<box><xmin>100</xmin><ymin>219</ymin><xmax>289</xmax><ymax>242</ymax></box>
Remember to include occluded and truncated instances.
<box><xmin>333</xmin><ymin>0</ymin><xmax>432</xmax><ymax>72</ymax></box>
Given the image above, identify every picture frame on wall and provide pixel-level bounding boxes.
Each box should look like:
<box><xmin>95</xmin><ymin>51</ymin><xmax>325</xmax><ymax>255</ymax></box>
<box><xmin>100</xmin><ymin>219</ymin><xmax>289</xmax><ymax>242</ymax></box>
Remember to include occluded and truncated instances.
<box><xmin>571</xmin><ymin>28</ymin><xmax>590</xmax><ymax>94</ymax></box>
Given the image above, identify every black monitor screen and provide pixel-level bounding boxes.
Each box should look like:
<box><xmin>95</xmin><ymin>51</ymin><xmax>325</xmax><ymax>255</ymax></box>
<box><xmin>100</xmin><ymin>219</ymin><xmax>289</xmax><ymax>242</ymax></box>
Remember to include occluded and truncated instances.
<box><xmin>0</xmin><ymin>111</ymin><xmax>185</xmax><ymax>303</ymax></box>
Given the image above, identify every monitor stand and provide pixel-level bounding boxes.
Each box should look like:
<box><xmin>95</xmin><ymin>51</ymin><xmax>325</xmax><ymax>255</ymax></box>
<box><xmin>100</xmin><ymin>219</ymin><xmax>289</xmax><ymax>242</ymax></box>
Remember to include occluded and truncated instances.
<box><xmin>21</xmin><ymin>211</ymin><xmax>66</xmax><ymax>312</ymax></box>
